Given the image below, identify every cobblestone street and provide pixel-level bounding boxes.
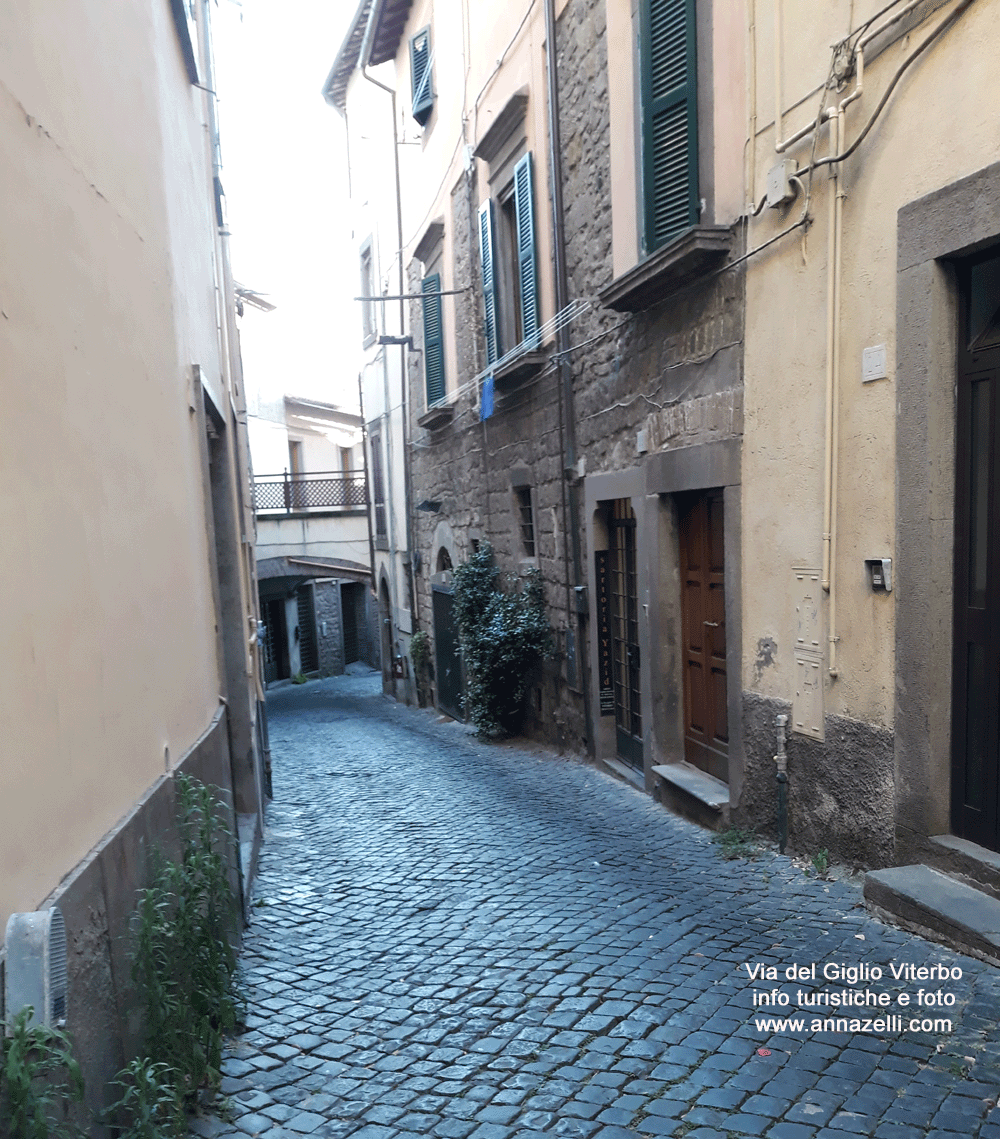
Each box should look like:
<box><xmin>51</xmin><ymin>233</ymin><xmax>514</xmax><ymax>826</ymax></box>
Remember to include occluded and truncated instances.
<box><xmin>199</xmin><ymin>672</ymin><xmax>1000</xmax><ymax>1139</ymax></box>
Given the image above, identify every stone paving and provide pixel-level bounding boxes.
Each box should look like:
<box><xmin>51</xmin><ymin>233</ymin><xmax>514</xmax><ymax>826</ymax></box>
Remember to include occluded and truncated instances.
<box><xmin>196</xmin><ymin>670</ymin><xmax>1000</xmax><ymax>1139</ymax></box>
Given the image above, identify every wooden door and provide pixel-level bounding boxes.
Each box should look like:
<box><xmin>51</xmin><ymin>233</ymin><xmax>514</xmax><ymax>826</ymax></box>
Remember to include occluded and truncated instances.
<box><xmin>952</xmin><ymin>251</ymin><xmax>1000</xmax><ymax>850</ymax></box>
<box><xmin>679</xmin><ymin>489</ymin><xmax>728</xmax><ymax>781</ymax></box>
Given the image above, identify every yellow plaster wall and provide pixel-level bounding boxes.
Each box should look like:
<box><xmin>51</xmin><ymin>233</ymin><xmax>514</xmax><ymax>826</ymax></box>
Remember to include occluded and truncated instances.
<box><xmin>742</xmin><ymin>0</ymin><xmax>1000</xmax><ymax>727</ymax></box>
<box><xmin>0</xmin><ymin>1</ymin><xmax>231</xmax><ymax>928</ymax></box>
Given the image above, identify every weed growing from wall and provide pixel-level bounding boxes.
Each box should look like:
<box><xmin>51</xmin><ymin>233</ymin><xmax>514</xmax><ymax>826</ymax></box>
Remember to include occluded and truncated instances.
<box><xmin>130</xmin><ymin>775</ymin><xmax>242</xmax><ymax>1121</ymax></box>
<box><xmin>0</xmin><ymin>1007</ymin><xmax>84</xmax><ymax>1139</ymax></box>
<box><xmin>452</xmin><ymin>543</ymin><xmax>552</xmax><ymax>737</ymax></box>
<box><xmin>103</xmin><ymin>1059</ymin><xmax>183</xmax><ymax>1139</ymax></box>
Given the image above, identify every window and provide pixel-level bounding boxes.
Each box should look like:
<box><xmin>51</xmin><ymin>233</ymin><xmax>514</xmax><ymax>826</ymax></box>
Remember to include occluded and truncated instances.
<box><xmin>478</xmin><ymin>152</ymin><xmax>539</xmax><ymax>364</ymax></box>
<box><xmin>410</xmin><ymin>27</ymin><xmax>434</xmax><ymax>125</ymax></box>
<box><xmin>515</xmin><ymin>487</ymin><xmax>536</xmax><ymax>557</ymax></box>
<box><xmin>640</xmin><ymin>0</ymin><xmax>699</xmax><ymax>252</ymax></box>
<box><xmin>360</xmin><ymin>240</ymin><xmax>376</xmax><ymax>345</ymax></box>
<box><xmin>421</xmin><ymin>274</ymin><xmax>445</xmax><ymax>405</ymax></box>
<box><xmin>370</xmin><ymin>428</ymin><xmax>386</xmax><ymax>540</ymax></box>
<box><xmin>287</xmin><ymin>440</ymin><xmax>305</xmax><ymax>508</ymax></box>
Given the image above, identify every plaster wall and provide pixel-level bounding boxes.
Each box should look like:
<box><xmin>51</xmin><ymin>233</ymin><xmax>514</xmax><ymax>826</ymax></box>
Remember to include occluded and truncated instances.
<box><xmin>0</xmin><ymin>1</ymin><xmax>239</xmax><ymax>930</ymax></box>
<box><xmin>254</xmin><ymin>513</ymin><xmax>371</xmax><ymax>569</ymax></box>
<box><xmin>248</xmin><ymin>417</ymin><xmax>292</xmax><ymax>476</ymax></box>
<box><xmin>742</xmin><ymin>0</ymin><xmax>1000</xmax><ymax>727</ymax></box>
<box><xmin>393</xmin><ymin>0</ymin><xmax>557</xmax><ymax>409</ymax></box>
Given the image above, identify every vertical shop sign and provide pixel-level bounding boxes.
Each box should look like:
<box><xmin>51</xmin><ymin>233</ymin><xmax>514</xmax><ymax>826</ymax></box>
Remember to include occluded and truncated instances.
<box><xmin>595</xmin><ymin>550</ymin><xmax>614</xmax><ymax>714</ymax></box>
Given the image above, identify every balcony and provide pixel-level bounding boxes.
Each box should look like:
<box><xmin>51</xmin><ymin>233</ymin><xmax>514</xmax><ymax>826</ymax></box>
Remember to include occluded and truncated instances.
<box><xmin>253</xmin><ymin>470</ymin><xmax>368</xmax><ymax>515</ymax></box>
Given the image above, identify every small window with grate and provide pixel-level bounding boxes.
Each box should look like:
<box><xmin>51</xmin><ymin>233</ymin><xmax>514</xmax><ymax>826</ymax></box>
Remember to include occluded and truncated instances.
<box><xmin>515</xmin><ymin>487</ymin><xmax>536</xmax><ymax>557</ymax></box>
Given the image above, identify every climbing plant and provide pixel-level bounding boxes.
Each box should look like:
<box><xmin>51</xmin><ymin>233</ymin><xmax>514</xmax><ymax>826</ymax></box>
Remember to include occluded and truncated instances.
<box><xmin>451</xmin><ymin>542</ymin><xmax>552</xmax><ymax>737</ymax></box>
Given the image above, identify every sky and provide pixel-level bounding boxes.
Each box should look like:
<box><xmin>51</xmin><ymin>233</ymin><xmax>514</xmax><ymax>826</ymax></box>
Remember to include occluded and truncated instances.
<box><xmin>212</xmin><ymin>0</ymin><xmax>360</xmax><ymax>412</ymax></box>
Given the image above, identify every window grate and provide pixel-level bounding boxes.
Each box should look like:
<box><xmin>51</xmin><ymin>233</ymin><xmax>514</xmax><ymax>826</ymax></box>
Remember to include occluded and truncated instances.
<box><xmin>516</xmin><ymin>487</ymin><xmax>536</xmax><ymax>557</ymax></box>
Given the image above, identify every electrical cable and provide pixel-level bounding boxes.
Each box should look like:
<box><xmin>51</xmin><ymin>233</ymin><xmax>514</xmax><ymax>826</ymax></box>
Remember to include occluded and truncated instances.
<box><xmin>806</xmin><ymin>0</ymin><xmax>974</xmax><ymax>174</ymax></box>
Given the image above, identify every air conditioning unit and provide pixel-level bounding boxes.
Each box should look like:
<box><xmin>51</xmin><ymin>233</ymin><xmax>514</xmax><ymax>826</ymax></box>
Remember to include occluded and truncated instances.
<box><xmin>4</xmin><ymin>907</ymin><xmax>67</xmax><ymax>1031</ymax></box>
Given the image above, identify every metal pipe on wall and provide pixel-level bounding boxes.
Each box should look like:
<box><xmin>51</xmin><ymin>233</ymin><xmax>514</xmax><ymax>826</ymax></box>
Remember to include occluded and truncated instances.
<box><xmin>543</xmin><ymin>0</ymin><xmax>591</xmax><ymax>742</ymax></box>
<box><xmin>359</xmin><ymin>0</ymin><xmax>420</xmax><ymax>648</ymax></box>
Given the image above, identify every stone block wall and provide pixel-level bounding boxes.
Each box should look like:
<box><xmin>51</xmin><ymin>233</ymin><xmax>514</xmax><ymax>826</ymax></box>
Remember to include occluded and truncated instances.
<box><xmin>407</xmin><ymin>165</ymin><xmax>586</xmax><ymax>749</ymax></box>
<box><xmin>314</xmin><ymin>579</ymin><xmax>345</xmax><ymax>676</ymax></box>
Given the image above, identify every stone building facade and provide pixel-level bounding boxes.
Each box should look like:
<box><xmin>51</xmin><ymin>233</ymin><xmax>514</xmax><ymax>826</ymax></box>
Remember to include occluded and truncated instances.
<box><xmin>329</xmin><ymin>0</ymin><xmax>1000</xmax><ymax>891</ymax></box>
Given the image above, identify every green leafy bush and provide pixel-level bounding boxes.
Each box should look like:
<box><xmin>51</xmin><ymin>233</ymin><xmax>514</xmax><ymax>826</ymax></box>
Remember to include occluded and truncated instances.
<box><xmin>452</xmin><ymin>542</ymin><xmax>551</xmax><ymax>737</ymax></box>
<box><xmin>130</xmin><ymin>775</ymin><xmax>243</xmax><ymax>1119</ymax></box>
<box><xmin>0</xmin><ymin>1007</ymin><xmax>83</xmax><ymax>1139</ymax></box>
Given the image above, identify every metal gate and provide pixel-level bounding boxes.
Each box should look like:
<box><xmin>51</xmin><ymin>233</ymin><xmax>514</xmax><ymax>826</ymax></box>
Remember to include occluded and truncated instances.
<box><xmin>297</xmin><ymin>587</ymin><xmax>318</xmax><ymax>674</ymax></box>
<box><xmin>263</xmin><ymin>597</ymin><xmax>288</xmax><ymax>684</ymax></box>
<box><xmin>342</xmin><ymin>582</ymin><xmax>360</xmax><ymax>664</ymax></box>
<box><xmin>609</xmin><ymin>499</ymin><xmax>642</xmax><ymax>768</ymax></box>
<box><xmin>432</xmin><ymin>586</ymin><xmax>463</xmax><ymax>721</ymax></box>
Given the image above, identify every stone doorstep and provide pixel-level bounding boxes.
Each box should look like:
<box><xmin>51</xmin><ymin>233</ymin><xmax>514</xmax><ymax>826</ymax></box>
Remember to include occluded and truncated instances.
<box><xmin>925</xmin><ymin>833</ymin><xmax>1000</xmax><ymax>902</ymax></box>
<box><xmin>864</xmin><ymin>863</ymin><xmax>1000</xmax><ymax>965</ymax></box>
<box><xmin>651</xmin><ymin>762</ymin><xmax>730</xmax><ymax>834</ymax></box>
<box><xmin>652</xmin><ymin>762</ymin><xmax>729</xmax><ymax>810</ymax></box>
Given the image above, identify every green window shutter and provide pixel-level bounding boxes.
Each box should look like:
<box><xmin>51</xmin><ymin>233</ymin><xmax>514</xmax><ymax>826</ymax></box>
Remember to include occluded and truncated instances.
<box><xmin>410</xmin><ymin>28</ymin><xmax>434</xmax><ymax>126</ymax></box>
<box><xmin>641</xmin><ymin>0</ymin><xmax>698</xmax><ymax>252</ymax></box>
<box><xmin>513</xmin><ymin>152</ymin><xmax>539</xmax><ymax>346</ymax></box>
<box><xmin>478</xmin><ymin>200</ymin><xmax>500</xmax><ymax>364</ymax></box>
<box><xmin>422</xmin><ymin>274</ymin><xmax>445</xmax><ymax>405</ymax></box>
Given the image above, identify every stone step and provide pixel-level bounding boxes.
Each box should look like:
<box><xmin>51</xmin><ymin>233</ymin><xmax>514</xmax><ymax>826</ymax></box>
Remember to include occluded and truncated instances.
<box><xmin>864</xmin><ymin>863</ymin><xmax>1000</xmax><ymax>965</ymax></box>
<box><xmin>652</xmin><ymin>762</ymin><xmax>729</xmax><ymax>831</ymax></box>
<box><xmin>924</xmin><ymin>834</ymin><xmax>1000</xmax><ymax>903</ymax></box>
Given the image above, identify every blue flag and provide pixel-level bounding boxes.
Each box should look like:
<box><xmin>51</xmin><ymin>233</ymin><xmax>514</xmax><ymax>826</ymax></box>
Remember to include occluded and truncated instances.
<box><xmin>480</xmin><ymin>374</ymin><xmax>494</xmax><ymax>420</ymax></box>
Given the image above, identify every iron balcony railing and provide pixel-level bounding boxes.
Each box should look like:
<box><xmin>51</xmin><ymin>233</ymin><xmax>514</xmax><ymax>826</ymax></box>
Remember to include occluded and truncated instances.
<box><xmin>253</xmin><ymin>469</ymin><xmax>368</xmax><ymax>514</ymax></box>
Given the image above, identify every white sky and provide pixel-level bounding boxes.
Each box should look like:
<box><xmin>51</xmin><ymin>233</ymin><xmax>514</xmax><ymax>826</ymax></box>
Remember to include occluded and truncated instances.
<box><xmin>212</xmin><ymin>0</ymin><xmax>359</xmax><ymax>412</ymax></box>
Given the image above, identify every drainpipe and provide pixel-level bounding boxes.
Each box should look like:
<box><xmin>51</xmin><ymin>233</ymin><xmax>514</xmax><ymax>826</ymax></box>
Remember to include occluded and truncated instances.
<box><xmin>774</xmin><ymin>713</ymin><xmax>788</xmax><ymax>853</ymax></box>
<box><xmin>358</xmin><ymin>371</ymin><xmax>377</xmax><ymax>594</ymax></box>
<box><xmin>543</xmin><ymin>0</ymin><xmax>591</xmax><ymax>743</ymax></box>
<box><xmin>821</xmin><ymin>109</ymin><xmax>844</xmax><ymax>679</ymax></box>
<box><xmin>359</xmin><ymin>1</ymin><xmax>420</xmax><ymax>647</ymax></box>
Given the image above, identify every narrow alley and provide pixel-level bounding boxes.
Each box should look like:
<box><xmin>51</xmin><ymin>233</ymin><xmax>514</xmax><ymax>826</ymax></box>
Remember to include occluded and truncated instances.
<box><xmin>202</xmin><ymin>674</ymin><xmax>1000</xmax><ymax>1139</ymax></box>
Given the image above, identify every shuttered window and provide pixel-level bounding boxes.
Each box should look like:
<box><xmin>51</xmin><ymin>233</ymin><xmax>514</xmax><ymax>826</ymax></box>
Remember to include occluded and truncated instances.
<box><xmin>478</xmin><ymin>200</ymin><xmax>500</xmax><ymax>364</ymax></box>
<box><xmin>513</xmin><ymin>153</ymin><xmax>539</xmax><ymax>346</ymax></box>
<box><xmin>370</xmin><ymin>428</ymin><xmax>386</xmax><ymax>539</ymax></box>
<box><xmin>410</xmin><ymin>27</ymin><xmax>434</xmax><ymax>126</ymax></box>
<box><xmin>640</xmin><ymin>0</ymin><xmax>698</xmax><ymax>252</ymax></box>
<box><xmin>422</xmin><ymin>274</ymin><xmax>445</xmax><ymax>405</ymax></box>
<box><xmin>478</xmin><ymin>152</ymin><xmax>539</xmax><ymax>364</ymax></box>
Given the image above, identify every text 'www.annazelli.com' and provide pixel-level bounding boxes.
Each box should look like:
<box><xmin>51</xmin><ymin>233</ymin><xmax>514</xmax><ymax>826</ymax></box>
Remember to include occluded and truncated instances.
<box><xmin>752</xmin><ymin>1015</ymin><xmax>952</xmax><ymax>1035</ymax></box>
<box><xmin>744</xmin><ymin>960</ymin><xmax>963</xmax><ymax>1035</ymax></box>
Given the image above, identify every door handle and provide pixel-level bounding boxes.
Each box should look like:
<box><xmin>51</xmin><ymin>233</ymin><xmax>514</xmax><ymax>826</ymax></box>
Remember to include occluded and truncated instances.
<box><xmin>704</xmin><ymin>621</ymin><xmax>719</xmax><ymax>627</ymax></box>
